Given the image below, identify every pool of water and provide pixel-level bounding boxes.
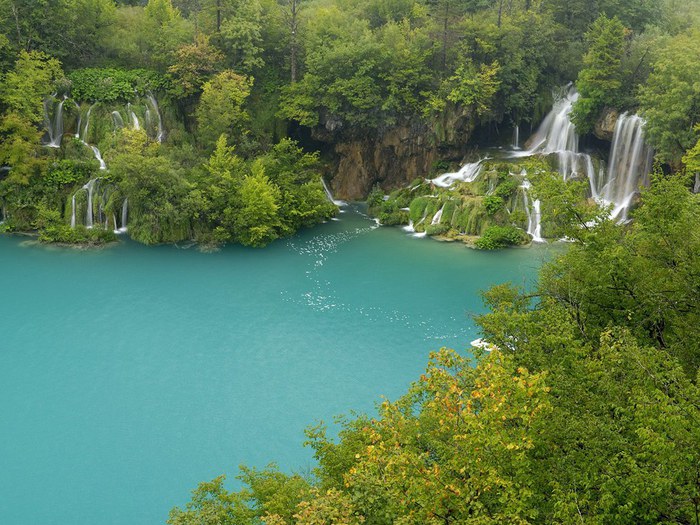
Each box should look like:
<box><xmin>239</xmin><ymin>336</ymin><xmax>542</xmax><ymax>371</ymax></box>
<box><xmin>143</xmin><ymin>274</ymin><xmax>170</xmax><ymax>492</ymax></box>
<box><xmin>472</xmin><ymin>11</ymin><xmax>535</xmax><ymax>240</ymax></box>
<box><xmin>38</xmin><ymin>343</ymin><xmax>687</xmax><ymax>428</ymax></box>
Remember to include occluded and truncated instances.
<box><xmin>0</xmin><ymin>206</ymin><xmax>550</xmax><ymax>524</ymax></box>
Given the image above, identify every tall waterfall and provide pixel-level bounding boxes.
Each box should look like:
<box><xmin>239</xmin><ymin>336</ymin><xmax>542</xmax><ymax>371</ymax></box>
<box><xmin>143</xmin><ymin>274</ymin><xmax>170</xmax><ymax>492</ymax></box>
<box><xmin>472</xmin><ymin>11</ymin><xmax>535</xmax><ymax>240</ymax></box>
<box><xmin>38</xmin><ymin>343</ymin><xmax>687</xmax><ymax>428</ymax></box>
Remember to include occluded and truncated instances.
<box><xmin>431</xmin><ymin>159</ymin><xmax>485</xmax><ymax>188</ymax></box>
<box><xmin>43</xmin><ymin>96</ymin><xmax>65</xmax><ymax>148</ymax></box>
<box><xmin>146</xmin><ymin>93</ymin><xmax>164</xmax><ymax>143</ymax></box>
<box><xmin>597</xmin><ymin>113</ymin><xmax>653</xmax><ymax>220</ymax></box>
<box><xmin>519</xmin><ymin>87</ymin><xmax>598</xmax><ymax>185</ymax></box>
<box><xmin>512</xmin><ymin>125</ymin><xmax>520</xmax><ymax>150</ymax></box>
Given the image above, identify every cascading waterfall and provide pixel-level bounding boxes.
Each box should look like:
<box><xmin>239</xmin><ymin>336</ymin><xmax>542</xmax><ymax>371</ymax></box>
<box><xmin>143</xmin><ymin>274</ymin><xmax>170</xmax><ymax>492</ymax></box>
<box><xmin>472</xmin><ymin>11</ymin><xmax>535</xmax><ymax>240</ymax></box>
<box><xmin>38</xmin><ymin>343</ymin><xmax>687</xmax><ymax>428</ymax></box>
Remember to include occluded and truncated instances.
<box><xmin>146</xmin><ymin>93</ymin><xmax>164</xmax><ymax>142</ymax></box>
<box><xmin>512</xmin><ymin>125</ymin><xmax>520</xmax><ymax>150</ymax></box>
<box><xmin>517</xmin><ymin>87</ymin><xmax>598</xmax><ymax>185</ymax></box>
<box><xmin>431</xmin><ymin>159</ymin><xmax>485</xmax><ymax>188</ymax></box>
<box><xmin>43</xmin><ymin>95</ymin><xmax>66</xmax><ymax>148</ymax></box>
<box><xmin>597</xmin><ymin>113</ymin><xmax>653</xmax><ymax>220</ymax></box>
<box><xmin>90</xmin><ymin>146</ymin><xmax>107</xmax><ymax>170</ymax></box>
<box><xmin>74</xmin><ymin>101</ymin><xmax>82</xmax><ymax>139</ymax></box>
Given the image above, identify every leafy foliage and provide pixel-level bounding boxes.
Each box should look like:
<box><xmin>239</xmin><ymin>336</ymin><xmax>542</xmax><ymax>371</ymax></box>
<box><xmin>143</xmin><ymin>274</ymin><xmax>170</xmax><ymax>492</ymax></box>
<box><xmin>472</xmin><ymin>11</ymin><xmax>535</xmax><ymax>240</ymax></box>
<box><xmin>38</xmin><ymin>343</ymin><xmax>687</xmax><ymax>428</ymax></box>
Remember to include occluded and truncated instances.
<box><xmin>68</xmin><ymin>68</ymin><xmax>169</xmax><ymax>102</ymax></box>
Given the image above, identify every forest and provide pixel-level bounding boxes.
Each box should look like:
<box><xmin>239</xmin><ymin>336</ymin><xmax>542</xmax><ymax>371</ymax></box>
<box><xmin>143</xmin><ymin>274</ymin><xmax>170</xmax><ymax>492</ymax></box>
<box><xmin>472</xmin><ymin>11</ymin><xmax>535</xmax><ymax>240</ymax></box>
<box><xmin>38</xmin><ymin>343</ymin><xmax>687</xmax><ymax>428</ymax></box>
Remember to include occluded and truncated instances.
<box><xmin>1</xmin><ymin>0</ymin><xmax>700</xmax><ymax>248</ymax></box>
<box><xmin>1</xmin><ymin>0</ymin><xmax>700</xmax><ymax>523</ymax></box>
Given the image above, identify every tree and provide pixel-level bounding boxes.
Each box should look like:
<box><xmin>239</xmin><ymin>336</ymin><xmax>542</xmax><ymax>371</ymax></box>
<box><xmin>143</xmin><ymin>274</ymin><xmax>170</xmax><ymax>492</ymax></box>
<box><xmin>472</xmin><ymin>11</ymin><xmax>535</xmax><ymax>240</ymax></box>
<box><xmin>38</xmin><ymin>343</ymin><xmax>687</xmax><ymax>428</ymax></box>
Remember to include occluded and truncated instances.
<box><xmin>638</xmin><ymin>30</ymin><xmax>700</xmax><ymax>166</ymax></box>
<box><xmin>233</xmin><ymin>163</ymin><xmax>282</xmax><ymax>247</ymax></box>
<box><xmin>195</xmin><ymin>70</ymin><xmax>253</xmax><ymax>149</ymax></box>
<box><xmin>571</xmin><ymin>15</ymin><xmax>627</xmax><ymax>134</ymax></box>
<box><xmin>168</xmin><ymin>34</ymin><xmax>224</xmax><ymax>99</ymax></box>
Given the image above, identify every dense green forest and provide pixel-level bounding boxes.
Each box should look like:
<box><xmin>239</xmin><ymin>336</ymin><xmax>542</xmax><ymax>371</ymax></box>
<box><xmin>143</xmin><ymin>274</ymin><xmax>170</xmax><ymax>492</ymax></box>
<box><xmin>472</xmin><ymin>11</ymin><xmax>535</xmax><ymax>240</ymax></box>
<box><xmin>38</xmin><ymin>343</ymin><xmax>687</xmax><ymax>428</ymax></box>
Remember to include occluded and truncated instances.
<box><xmin>1</xmin><ymin>0</ymin><xmax>700</xmax><ymax>247</ymax></box>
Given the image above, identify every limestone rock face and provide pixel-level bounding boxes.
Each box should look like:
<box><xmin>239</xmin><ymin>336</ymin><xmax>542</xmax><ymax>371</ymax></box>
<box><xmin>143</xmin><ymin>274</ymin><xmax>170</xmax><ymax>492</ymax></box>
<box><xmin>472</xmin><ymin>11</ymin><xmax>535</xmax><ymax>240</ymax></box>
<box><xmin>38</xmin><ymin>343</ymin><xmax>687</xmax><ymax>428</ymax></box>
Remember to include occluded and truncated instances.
<box><xmin>315</xmin><ymin>107</ymin><xmax>475</xmax><ymax>200</ymax></box>
<box><xmin>594</xmin><ymin>107</ymin><xmax>619</xmax><ymax>141</ymax></box>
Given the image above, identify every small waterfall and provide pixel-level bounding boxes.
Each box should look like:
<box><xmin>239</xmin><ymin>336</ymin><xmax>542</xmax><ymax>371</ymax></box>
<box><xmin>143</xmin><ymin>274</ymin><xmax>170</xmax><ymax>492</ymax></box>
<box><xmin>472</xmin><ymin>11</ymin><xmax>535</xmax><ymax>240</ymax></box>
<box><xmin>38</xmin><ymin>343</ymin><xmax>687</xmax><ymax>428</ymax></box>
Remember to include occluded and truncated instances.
<box><xmin>83</xmin><ymin>179</ymin><xmax>98</xmax><ymax>228</ymax></box>
<box><xmin>598</xmin><ymin>113</ymin><xmax>653</xmax><ymax>220</ymax></box>
<box><xmin>512</xmin><ymin>125</ymin><xmax>520</xmax><ymax>150</ymax></box>
<box><xmin>112</xmin><ymin>111</ymin><xmax>124</xmax><ymax>129</ymax></box>
<box><xmin>146</xmin><ymin>93</ymin><xmax>164</xmax><ymax>142</ymax></box>
<box><xmin>431</xmin><ymin>159</ymin><xmax>485</xmax><ymax>188</ymax></box>
<box><xmin>74</xmin><ymin>101</ymin><xmax>82</xmax><ymax>139</ymax></box>
<box><xmin>112</xmin><ymin>213</ymin><xmax>118</xmax><ymax>233</ymax></box>
<box><xmin>520</xmin><ymin>181</ymin><xmax>545</xmax><ymax>243</ymax></box>
<box><xmin>694</xmin><ymin>174</ymin><xmax>700</xmax><ymax>194</ymax></box>
<box><xmin>43</xmin><ymin>96</ymin><xmax>65</xmax><ymax>147</ymax></box>
<box><xmin>70</xmin><ymin>194</ymin><xmax>77</xmax><ymax>228</ymax></box>
<box><xmin>321</xmin><ymin>178</ymin><xmax>347</xmax><ymax>206</ymax></box>
<box><xmin>119</xmin><ymin>198</ymin><xmax>128</xmax><ymax>233</ymax></box>
<box><xmin>128</xmin><ymin>103</ymin><xmax>140</xmax><ymax>130</ymax></box>
<box><xmin>81</xmin><ymin>105</ymin><xmax>94</xmax><ymax>142</ymax></box>
<box><xmin>431</xmin><ymin>204</ymin><xmax>445</xmax><ymax>225</ymax></box>
<box><xmin>90</xmin><ymin>146</ymin><xmax>107</xmax><ymax>170</ymax></box>
<box><xmin>402</xmin><ymin>220</ymin><xmax>415</xmax><ymax>233</ymax></box>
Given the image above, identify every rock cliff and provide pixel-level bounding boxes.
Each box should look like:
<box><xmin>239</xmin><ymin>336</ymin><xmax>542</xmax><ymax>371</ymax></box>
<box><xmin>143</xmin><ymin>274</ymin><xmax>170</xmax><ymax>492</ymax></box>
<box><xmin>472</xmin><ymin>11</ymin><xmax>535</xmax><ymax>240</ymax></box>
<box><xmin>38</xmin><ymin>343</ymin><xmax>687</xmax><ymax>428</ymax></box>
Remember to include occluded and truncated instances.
<box><xmin>315</xmin><ymin>106</ymin><xmax>476</xmax><ymax>200</ymax></box>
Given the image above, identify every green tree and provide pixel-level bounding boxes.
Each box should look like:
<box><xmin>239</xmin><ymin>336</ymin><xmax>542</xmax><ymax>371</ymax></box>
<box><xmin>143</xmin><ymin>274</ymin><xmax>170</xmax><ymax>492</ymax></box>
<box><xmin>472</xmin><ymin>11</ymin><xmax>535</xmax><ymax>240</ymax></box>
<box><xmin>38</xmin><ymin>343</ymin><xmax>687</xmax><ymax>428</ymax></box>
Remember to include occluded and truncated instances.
<box><xmin>233</xmin><ymin>163</ymin><xmax>282</xmax><ymax>247</ymax></box>
<box><xmin>571</xmin><ymin>15</ymin><xmax>627</xmax><ymax>134</ymax></box>
<box><xmin>195</xmin><ymin>70</ymin><xmax>253</xmax><ymax>150</ymax></box>
<box><xmin>638</xmin><ymin>30</ymin><xmax>700</xmax><ymax>166</ymax></box>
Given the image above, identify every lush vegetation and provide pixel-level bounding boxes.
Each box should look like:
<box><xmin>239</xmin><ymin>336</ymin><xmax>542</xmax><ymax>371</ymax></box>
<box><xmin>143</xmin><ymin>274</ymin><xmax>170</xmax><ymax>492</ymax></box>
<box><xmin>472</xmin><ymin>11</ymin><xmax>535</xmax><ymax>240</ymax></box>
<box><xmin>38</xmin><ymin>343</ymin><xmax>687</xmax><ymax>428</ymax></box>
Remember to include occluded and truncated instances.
<box><xmin>1</xmin><ymin>0</ymin><xmax>699</xmax><ymax>247</ymax></box>
<box><xmin>169</xmin><ymin>174</ymin><xmax>700</xmax><ymax>524</ymax></box>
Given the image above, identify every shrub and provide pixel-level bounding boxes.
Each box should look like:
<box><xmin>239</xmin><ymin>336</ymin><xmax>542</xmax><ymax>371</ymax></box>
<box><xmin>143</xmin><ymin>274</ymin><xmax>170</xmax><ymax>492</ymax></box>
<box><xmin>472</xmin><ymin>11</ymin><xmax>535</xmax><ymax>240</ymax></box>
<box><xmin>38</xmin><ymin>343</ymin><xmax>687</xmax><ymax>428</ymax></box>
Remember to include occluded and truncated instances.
<box><xmin>475</xmin><ymin>225</ymin><xmax>527</xmax><ymax>250</ymax></box>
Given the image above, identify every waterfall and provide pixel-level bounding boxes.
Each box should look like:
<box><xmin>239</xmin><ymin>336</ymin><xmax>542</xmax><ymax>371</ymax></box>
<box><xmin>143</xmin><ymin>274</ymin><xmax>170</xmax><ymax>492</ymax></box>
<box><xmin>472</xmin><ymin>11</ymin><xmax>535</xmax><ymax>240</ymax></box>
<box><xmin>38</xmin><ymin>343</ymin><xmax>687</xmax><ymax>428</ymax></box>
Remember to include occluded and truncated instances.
<box><xmin>694</xmin><ymin>174</ymin><xmax>700</xmax><ymax>194</ymax></box>
<box><xmin>597</xmin><ymin>113</ymin><xmax>653</xmax><ymax>220</ymax></box>
<box><xmin>516</xmin><ymin>86</ymin><xmax>597</xmax><ymax>184</ymax></box>
<box><xmin>83</xmin><ymin>179</ymin><xmax>98</xmax><ymax>228</ymax></box>
<box><xmin>43</xmin><ymin>96</ymin><xmax>65</xmax><ymax>148</ymax></box>
<box><xmin>321</xmin><ymin>178</ymin><xmax>347</xmax><ymax>206</ymax></box>
<box><xmin>81</xmin><ymin>105</ymin><xmax>94</xmax><ymax>142</ymax></box>
<box><xmin>512</xmin><ymin>125</ymin><xmax>520</xmax><ymax>150</ymax></box>
<box><xmin>431</xmin><ymin>159</ymin><xmax>485</xmax><ymax>188</ymax></box>
<box><xmin>90</xmin><ymin>146</ymin><xmax>107</xmax><ymax>170</ymax></box>
<box><xmin>402</xmin><ymin>220</ymin><xmax>415</xmax><ymax>233</ymax></box>
<box><xmin>520</xmin><ymin>181</ymin><xmax>545</xmax><ymax>243</ymax></box>
<box><xmin>431</xmin><ymin>204</ymin><xmax>445</xmax><ymax>225</ymax></box>
<box><xmin>128</xmin><ymin>103</ymin><xmax>140</xmax><ymax>130</ymax></box>
<box><xmin>525</xmin><ymin>87</ymin><xmax>578</xmax><ymax>154</ymax></box>
<box><xmin>112</xmin><ymin>111</ymin><xmax>124</xmax><ymax>129</ymax></box>
<box><xmin>146</xmin><ymin>93</ymin><xmax>164</xmax><ymax>142</ymax></box>
<box><xmin>74</xmin><ymin>101</ymin><xmax>82</xmax><ymax>138</ymax></box>
<box><xmin>119</xmin><ymin>198</ymin><xmax>128</xmax><ymax>233</ymax></box>
<box><xmin>70</xmin><ymin>194</ymin><xmax>77</xmax><ymax>228</ymax></box>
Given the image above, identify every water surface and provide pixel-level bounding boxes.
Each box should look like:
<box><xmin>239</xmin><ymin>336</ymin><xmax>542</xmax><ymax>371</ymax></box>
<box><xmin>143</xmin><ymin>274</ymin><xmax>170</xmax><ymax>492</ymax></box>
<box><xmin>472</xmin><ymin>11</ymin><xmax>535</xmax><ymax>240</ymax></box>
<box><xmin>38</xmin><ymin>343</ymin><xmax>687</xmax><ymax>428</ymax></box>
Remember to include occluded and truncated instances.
<box><xmin>0</xmin><ymin>207</ymin><xmax>549</xmax><ymax>524</ymax></box>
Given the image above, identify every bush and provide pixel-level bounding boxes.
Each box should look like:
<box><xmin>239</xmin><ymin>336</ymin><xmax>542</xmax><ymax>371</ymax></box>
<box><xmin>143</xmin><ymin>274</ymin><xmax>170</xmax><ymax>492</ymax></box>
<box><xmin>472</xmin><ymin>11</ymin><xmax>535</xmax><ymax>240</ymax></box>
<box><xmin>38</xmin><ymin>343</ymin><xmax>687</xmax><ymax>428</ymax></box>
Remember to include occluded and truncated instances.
<box><xmin>483</xmin><ymin>195</ymin><xmax>504</xmax><ymax>215</ymax></box>
<box><xmin>475</xmin><ymin>225</ymin><xmax>528</xmax><ymax>250</ymax></box>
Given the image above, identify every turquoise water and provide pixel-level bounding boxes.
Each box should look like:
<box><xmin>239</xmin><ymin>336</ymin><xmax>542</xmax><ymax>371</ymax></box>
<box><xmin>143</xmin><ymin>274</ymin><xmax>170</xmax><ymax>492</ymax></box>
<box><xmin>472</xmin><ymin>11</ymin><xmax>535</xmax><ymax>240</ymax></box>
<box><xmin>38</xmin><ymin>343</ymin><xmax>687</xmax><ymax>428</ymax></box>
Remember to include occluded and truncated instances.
<box><xmin>0</xmin><ymin>207</ymin><xmax>548</xmax><ymax>524</ymax></box>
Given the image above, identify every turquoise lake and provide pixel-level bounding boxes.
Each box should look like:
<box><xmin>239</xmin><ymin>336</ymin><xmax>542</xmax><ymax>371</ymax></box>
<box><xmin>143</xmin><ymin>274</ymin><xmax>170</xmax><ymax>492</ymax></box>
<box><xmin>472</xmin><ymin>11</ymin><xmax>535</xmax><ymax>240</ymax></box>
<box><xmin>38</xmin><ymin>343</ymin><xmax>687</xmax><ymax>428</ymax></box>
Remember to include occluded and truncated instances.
<box><xmin>0</xmin><ymin>206</ymin><xmax>550</xmax><ymax>524</ymax></box>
